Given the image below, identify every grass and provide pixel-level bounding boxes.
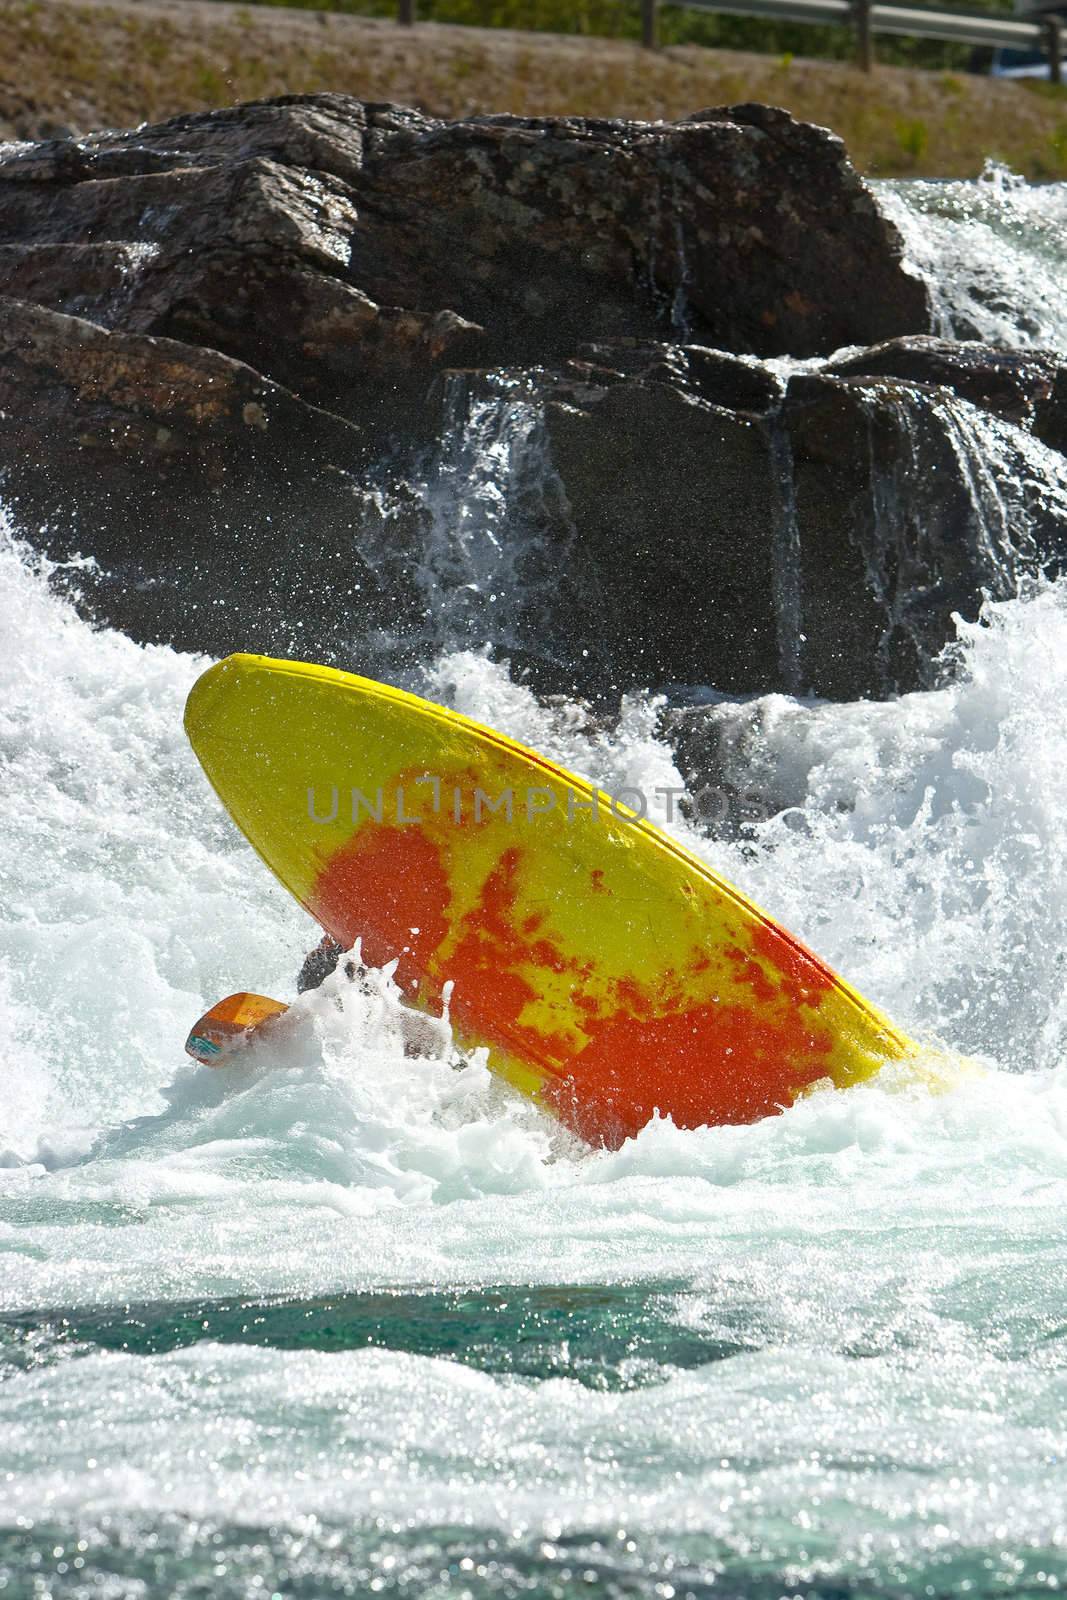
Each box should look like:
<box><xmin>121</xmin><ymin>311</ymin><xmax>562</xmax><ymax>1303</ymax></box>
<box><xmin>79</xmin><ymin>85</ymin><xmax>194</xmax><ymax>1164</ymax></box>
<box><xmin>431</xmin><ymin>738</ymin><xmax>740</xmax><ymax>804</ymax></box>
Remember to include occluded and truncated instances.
<box><xmin>2</xmin><ymin>0</ymin><xmax>1066</xmax><ymax>177</ymax></box>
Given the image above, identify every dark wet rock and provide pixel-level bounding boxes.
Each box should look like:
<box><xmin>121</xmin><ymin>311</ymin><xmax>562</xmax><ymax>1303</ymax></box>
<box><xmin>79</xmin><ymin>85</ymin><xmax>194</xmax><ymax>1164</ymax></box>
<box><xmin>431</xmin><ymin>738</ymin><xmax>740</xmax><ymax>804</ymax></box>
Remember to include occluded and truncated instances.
<box><xmin>825</xmin><ymin>335</ymin><xmax>1067</xmax><ymax>456</ymax></box>
<box><xmin>657</xmin><ymin>698</ymin><xmax>795</xmax><ymax>836</ymax></box>
<box><xmin>1037</xmin><ymin>373</ymin><xmax>1067</xmax><ymax>459</ymax></box>
<box><xmin>0</xmin><ymin>93</ymin><xmax>929</xmax><ymax>435</ymax></box>
<box><xmin>566</xmin><ymin>340</ymin><xmax>784</xmax><ymax>415</ymax></box>
<box><xmin>5</xmin><ymin>95</ymin><xmax>1067</xmax><ymax>704</ymax></box>
<box><xmin>0</xmin><ymin>297</ymin><xmax>427</xmax><ymax>661</ymax></box>
<box><xmin>779</xmin><ymin>368</ymin><xmax>1067</xmax><ymax>698</ymax></box>
<box><xmin>0</xmin><ymin>146</ymin><xmax>487</xmax><ymax>426</ymax></box>
<box><xmin>0</xmin><ymin>296</ymin><xmax>361</xmax><ymax>460</ymax></box>
<box><xmin>449</xmin><ymin>351</ymin><xmax>1067</xmax><ymax>704</ymax></box>
<box><xmin>533</xmin><ymin>364</ymin><xmax>783</xmax><ymax>697</ymax></box>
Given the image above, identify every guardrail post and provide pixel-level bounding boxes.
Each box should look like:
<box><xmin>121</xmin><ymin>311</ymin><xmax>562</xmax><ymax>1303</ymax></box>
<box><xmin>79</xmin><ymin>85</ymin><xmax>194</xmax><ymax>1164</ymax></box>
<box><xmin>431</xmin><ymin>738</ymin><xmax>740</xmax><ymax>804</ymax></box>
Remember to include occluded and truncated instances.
<box><xmin>1044</xmin><ymin>16</ymin><xmax>1063</xmax><ymax>84</ymax></box>
<box><xmin>398</xmin><ymin>0</ymin><xmax>415</xmax><ymax>24</ymax></box>
<box><xmin>641</xmin><ymin>0</ymin><xmax>659</xmax><ymax>50</ymax></box>
<box><xmin>852</xmin><ymin>0</ymin><xmax>874</xmax><ymax>71</ymax></box>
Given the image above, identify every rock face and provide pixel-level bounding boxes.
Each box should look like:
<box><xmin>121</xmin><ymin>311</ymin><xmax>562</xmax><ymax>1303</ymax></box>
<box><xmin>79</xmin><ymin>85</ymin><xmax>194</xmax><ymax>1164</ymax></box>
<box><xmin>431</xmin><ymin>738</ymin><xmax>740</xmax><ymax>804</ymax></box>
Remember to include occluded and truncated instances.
<box><xmin>777</xmin><ymin>366</ymin><xmax>1067</xmax><ymax>698</ymax></box>
<box><xmin>0</xmin><ymin>96</ymin><xmax>928</xmax><ymax>409</ymax></box>
<box><xmin>825</xmin><ymin>335</ymin><xmax>1067</xmax><ymax>459</ymax></box>
<box><xmin>534</xmin><ymin>351</ymin><xmax>784</xmax><ymax>696</ymax></box>
<box><xmin>415</xmin><ymin>342</ymin><xmax>1067</xmax><ymax>701</ymax></box>
<box><xmin>1</xmin><ymin>94</ymin><xmax>1066</xmax><ymax>701</ymax></box>
<box><xmin>0</xmin><ymin>297</ymin><xmax>424</xmax><ymax>656</ymax></box>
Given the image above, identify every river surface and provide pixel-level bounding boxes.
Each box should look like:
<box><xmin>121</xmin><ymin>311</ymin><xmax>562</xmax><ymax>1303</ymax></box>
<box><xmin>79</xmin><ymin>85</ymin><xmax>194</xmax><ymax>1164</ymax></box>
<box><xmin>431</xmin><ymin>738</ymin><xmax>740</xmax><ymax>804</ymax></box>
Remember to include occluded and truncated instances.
<box><xmin>1</xmin><ymin>168</ymin><xmax>1067</xmax><ymax>1598</ymax></box>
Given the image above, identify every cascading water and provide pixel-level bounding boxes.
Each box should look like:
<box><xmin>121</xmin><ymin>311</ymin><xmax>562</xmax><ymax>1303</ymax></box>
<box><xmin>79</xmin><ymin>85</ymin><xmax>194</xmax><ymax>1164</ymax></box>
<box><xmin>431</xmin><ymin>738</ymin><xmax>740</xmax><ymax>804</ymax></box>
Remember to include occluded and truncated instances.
<box><xmin>851</xmin><ymin>385</ymin><xmax>1067</xmax><ymax>684</ymax></box>
<box><xmin>3</xmin><ymin>173</ymin><xmax>1067</xmax><ymax>1600</ymax></box>
<box><xmin>877</xmin><ymin>163</ymin><xmax>1067</xmax><ymax>347</ymax></box>
<box><xmin>408</xmin><ymin>371</ymin><xmax>577</xmax><ymax>663</ymax></box>
<box><xmin>390</xmin><ymin>284</ymin><xmax>1067</xmax><ymax>704</ymax></box>
<box><xmin>766</xmin><ymin>414</ymin><xmax>805</xmax><ymax>694</ymax></box>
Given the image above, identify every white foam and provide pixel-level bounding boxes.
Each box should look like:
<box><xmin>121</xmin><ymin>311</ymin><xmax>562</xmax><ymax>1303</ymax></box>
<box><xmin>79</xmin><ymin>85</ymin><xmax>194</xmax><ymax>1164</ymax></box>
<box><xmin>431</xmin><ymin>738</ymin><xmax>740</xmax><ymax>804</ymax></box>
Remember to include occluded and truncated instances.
<box><xmin>691</xmin><ymin>585</ymin><xmax>1067</xmax><ymax>1072</ymax></box>
<box><xmin>879</xmin><ymin>165</ymin><xmax>1067</xmax><ymax>351</ymax></box>
<box><xmin>4</xmin><ymin>517</ymin><xmax>1067</xmax><ymax>1312</ymax></box>
<box><xmin>2</xmin><ymin>1325</ymin><xmax>1066</xmax><ymax>1590</ymax></box>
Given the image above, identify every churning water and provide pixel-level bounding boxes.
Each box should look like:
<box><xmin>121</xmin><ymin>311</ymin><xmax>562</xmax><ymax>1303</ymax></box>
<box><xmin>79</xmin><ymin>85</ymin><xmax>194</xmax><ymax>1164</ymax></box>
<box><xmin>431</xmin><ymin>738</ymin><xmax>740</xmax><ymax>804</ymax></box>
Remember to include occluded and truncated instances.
<box><xmin>878</xmin><ymin>162</ymin><xmax>1067</xmax><ymax>348</ymax></box>
<box><xmin>2</xmin><ymin>171</ymin><xmax>1067</xmax><ymax>1599</ymax></box>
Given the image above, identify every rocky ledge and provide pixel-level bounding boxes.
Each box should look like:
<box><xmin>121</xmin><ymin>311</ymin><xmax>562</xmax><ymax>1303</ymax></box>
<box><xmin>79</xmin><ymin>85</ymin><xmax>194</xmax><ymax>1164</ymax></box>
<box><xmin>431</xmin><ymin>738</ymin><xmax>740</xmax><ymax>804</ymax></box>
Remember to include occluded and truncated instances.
<box><xmin>1</xmin><ymin>93</ymin><xmax>1065</xmax><ymax>701</ymax></box>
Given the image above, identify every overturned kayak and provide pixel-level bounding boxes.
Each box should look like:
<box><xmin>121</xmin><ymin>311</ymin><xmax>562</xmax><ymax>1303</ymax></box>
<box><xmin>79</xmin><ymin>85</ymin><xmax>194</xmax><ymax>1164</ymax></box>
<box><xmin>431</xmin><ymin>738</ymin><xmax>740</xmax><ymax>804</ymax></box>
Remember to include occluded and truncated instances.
<box><xmin>184</xmin><ymin>653</ymin><xmax>919</xmax><ymax>1146</ymax></box>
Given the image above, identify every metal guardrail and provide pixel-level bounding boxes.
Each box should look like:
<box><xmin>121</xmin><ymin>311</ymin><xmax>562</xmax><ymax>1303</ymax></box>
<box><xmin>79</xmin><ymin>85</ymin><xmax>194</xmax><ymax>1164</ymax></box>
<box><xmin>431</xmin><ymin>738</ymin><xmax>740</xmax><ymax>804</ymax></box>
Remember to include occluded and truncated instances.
<box><xmin>680</xmin><ymin>0</ymin><xmax>1057</xmax><ymax>49</ymax></box>
<box><xmin>689</xmin><ymin>0</ymin><xmax>1063</xmax><ymax>56</ymax></box>
<box><xmin>392</xmin><ymin>0</ymin><xmax>1063</xmax><ymax>78</ymax></box>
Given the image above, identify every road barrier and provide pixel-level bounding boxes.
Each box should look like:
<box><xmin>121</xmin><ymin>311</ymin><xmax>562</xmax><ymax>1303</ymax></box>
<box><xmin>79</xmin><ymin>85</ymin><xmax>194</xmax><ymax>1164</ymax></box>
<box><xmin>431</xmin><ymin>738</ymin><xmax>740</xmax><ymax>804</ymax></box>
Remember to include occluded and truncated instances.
<box><xmin>393</xmin><ymin>0</ymin><xmax>1063</xmax><ymax>79</ymax></box>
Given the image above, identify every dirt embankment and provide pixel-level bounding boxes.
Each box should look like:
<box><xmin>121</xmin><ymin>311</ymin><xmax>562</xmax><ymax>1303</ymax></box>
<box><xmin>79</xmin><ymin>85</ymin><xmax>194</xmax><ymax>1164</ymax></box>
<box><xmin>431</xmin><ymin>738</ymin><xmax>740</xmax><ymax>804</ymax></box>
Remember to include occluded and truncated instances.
<box><xmin>2</xmin><ymin>0</ymin><xmax>1066</xmax><ymax>177</ymax></box>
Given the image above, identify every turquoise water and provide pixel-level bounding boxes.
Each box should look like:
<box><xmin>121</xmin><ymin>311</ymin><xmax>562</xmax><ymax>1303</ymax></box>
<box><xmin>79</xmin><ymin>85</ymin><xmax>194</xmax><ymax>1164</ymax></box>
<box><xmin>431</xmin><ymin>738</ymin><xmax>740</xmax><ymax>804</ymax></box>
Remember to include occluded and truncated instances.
<box><xmin>3</xmin><ymin>169</ymin><xmax>1067</xmax><ymax>1597</ymax></box>
<box><xmin>0</xmin><ymin>1286</ymin><xmax>739</xmax><ymax>1378</ymax></box>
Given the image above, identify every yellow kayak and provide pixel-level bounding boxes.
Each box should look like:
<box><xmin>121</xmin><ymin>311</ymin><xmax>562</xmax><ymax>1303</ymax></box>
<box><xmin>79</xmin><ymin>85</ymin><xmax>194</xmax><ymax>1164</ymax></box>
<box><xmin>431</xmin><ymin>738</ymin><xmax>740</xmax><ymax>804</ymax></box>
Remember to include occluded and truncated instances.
<box><xmin>184</xmin><ymin>653</ymin><xmax>919</xmax><ymax>1146</ymax></box>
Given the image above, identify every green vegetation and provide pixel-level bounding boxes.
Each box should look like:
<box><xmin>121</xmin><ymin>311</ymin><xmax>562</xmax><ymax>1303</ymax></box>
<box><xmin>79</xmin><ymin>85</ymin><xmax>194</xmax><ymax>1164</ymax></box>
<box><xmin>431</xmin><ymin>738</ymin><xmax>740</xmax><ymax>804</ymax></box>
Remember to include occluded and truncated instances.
<box><xmin>895</xmin><ymin>114</ymin><xmax>930</xmax><ymax>163</ymax></box>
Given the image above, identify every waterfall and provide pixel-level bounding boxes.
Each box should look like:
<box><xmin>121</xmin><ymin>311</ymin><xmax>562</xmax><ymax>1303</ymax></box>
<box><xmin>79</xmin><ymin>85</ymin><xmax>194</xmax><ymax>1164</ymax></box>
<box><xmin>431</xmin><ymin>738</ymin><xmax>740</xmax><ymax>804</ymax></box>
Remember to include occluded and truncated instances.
<box><xmin>406</xmin><ymin>372</ymin><xmax>576</xmax><ymax>665</ymax></box>
<box><xmin>767</xmin><ymin>414</ymin><xmax>804</xmax><ymax>695</ymax></box>
<box><xmin>645</xmin><ymin>172</ymin><xmax>694</xmax><ymax>341</ymax></box>
<box><xmin>852</xmin><ymin>383</ymin><xmax>1067</xmax><ymax>686</ymax></box>
<box><xmin>375</xmin><ymin>360</ymin><xmax>1067</xmax><ymax>701</ymax></box>
<box><xmin>878</xmin><ymin>165</ymin><xmax>1067</xmax><ymax>349</ymax></box>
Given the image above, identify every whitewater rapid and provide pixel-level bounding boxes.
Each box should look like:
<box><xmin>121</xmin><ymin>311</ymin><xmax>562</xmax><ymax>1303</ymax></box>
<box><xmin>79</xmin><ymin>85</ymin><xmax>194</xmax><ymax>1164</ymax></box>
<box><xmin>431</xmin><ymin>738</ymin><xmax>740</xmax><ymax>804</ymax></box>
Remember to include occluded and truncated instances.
<box><xmin>2</xmin><ymin>167</ymin><xmax>1067</xmax><ymax>1598</ymax></box>
<box><xmin>4</xmin><ymin>521</ymin><xmax>1067</xmax><ymax>1597</ymax></box>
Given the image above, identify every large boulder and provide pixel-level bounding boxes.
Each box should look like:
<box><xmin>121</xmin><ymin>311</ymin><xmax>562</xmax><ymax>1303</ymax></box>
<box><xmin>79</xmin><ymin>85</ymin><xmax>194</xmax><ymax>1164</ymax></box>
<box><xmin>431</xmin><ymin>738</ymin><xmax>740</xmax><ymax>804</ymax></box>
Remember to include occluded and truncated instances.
<box><xmin>0</xmin><ymin>94</ymin><xmax>930</xmax><ymax>433</ymax></box>
<box><xmin>4</xmin><ymin>95</ymin><xmax>1067</xmax><ymax>704</ymax></box>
